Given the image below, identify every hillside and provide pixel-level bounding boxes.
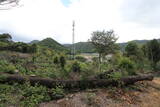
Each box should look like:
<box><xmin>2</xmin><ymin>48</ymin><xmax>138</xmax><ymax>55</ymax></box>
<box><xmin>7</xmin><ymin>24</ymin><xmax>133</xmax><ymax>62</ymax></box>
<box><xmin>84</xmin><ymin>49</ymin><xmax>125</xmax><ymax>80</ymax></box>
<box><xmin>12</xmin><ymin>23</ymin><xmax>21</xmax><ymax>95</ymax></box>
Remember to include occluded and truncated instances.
<box><xmin>64</xmin><ymin>42</ymin><xmax>95</xmax><ymax>53</ymax></box>
<box><xmin>35</xmin><ymin>38</ymin><xmax>68</xmax><ymax>52</ymax></box>
<box><xmin>29</xmin><ymin>40</ymin><xmax>40</xmax><ymax>44</ymax></box>
<box><xmin>64</xmin><ymin>39</ymin><xmax>154</xmax><ymax>53</ymax></box>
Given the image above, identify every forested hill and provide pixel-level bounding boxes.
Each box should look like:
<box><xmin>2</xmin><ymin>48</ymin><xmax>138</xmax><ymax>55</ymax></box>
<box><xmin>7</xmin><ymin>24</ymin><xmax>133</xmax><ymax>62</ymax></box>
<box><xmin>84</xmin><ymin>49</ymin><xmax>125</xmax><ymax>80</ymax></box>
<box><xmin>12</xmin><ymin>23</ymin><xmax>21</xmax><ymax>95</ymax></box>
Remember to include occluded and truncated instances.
<box><xmin>30</xmin><ymin>38</ymin><xmax>68</xmax><ymax>52</ymax></box>
<box><xmin>30</xmin><ymin>40</ymin><xmax>40</xmax><ymax>44</ymax></box>
<box><xmin>64</xmin><ymin>39</ymin><xmax>157</xmax><ymax>53</ymax></box>
<box><xmin>29</xmin><ymin>38</ymin><xmax>159</xmax><ymax>53</ymax></box>
<box><xmin>64</xmin><ymin>42</ymin><xmax>95</xmax><ymax>53</ymax></box>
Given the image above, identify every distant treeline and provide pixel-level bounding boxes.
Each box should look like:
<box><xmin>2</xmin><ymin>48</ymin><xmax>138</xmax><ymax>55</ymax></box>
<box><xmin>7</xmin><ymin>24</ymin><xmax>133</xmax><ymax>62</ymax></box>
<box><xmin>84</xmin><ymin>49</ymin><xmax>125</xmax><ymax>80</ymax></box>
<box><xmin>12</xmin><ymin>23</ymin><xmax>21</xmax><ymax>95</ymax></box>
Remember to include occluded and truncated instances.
<box><xmin>0</xmin><ymin>42</ymin><xmax>37</xmax><ymax>53</ymax></box>
<box><xmin>0</xmin><ymin>33</ymin><xmax>37</xmax><ymax>53</ymax></box>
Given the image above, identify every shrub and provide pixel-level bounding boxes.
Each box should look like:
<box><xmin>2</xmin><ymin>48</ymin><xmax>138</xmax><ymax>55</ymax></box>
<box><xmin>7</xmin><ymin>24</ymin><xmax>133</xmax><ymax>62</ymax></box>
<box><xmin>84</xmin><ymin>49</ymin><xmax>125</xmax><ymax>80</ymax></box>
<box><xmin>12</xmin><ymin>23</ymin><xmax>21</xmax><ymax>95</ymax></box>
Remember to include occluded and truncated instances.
<box><xmin>109</xmin><ymin>71</ymin><xmax>123</xmax><ymax>80</ymax></box>
<box><xmin>75</xmin><ymin>56</ymin><xmax>87</xmax><ymax>62</ymax></box>
<box><xmin>71</xmin><ymin>61</ymin><xmax>81</xmax><ymax>72</ymax></box>
<box><xmin>15</xmin><ymin>65</ymin><xmax>27</xmax><ymax>74</ymax></box>
<box><xmin>118</xmin><ymin>57</ymin><xmax>136</xmax><ymax>75</ymax></box>
<box><xmin>20</xmin><ymin>83</ymin><xmax>51</xmax><ymax>106</ymax></box>
<box><xmin>80</xmin><ymin>63</ymin><xmax>92</xmax><ymax>79</ymax></box>
<box><xmin>51</xmin><ymin>86</ymin><xmax>65</xmax><ymax>100</ymax></box>
<box><xmin>53</xmin><ymin>56</ymin><xmax>59</xmax><ymax>64</ymax></box>
<box><xmin>0</xmin><ymin>60</ymin><xmax>16</xmax><ymax>74</ymax></box>
<box><xmin>59</xmin><ymin>55</ymin><xmax>66</xmax><ymax>68</ymax></box>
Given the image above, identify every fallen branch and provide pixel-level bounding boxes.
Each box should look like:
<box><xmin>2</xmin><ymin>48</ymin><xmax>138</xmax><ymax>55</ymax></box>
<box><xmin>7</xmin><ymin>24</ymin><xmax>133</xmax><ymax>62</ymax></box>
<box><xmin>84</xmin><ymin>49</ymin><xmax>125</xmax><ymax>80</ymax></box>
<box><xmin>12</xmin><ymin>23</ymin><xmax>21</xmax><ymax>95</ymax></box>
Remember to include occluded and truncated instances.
<box><xmin>0</xmin><ymin>73</ymin><xmax>153</xmax><ymax>89</ymax></box>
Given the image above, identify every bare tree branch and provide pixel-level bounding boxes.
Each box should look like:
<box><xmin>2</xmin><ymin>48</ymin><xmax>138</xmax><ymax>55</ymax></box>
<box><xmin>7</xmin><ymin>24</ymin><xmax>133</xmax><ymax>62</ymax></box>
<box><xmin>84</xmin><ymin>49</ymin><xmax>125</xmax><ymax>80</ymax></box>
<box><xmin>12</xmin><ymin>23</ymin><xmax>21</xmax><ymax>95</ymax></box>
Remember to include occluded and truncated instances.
<box><xmin>0</xmin><ymin>0</ymin><xmax>20</xmax><ymax>9</ymax></box>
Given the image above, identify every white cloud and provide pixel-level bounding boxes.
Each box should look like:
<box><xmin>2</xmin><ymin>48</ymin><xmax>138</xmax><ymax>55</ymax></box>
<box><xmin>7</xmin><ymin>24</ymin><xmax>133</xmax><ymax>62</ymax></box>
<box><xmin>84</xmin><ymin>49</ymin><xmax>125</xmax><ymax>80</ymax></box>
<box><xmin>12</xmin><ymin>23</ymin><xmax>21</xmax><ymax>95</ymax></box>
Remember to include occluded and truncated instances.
<box><xmin>0</xmin><ymin>0</ymin><xmax>159</xmax><ymax>43</ymax></box>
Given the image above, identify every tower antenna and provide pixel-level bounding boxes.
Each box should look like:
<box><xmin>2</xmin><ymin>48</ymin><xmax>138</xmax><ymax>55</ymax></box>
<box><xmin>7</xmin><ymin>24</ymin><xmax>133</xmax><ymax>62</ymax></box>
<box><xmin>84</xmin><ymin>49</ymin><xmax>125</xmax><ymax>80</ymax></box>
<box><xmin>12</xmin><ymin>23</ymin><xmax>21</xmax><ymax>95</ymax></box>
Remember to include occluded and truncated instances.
<box><xmin>72</xmin><ymin>20</ymin><xmax>75</xmax><ymax>60</ymax></box>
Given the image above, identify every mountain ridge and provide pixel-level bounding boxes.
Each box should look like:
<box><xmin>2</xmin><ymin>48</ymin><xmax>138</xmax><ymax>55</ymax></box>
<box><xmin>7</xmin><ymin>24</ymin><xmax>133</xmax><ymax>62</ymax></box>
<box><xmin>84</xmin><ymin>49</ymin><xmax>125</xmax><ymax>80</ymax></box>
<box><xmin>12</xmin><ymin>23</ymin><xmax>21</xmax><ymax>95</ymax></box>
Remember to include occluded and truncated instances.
<box><xmin>64</xmin><ymin>39</ymin><xmax>160</xmax><ymax>53</ymax></box>
<box><xmin>30</xmin><ymin>38</ymin><xmax>68</xmax><ymax>52</ymax></box>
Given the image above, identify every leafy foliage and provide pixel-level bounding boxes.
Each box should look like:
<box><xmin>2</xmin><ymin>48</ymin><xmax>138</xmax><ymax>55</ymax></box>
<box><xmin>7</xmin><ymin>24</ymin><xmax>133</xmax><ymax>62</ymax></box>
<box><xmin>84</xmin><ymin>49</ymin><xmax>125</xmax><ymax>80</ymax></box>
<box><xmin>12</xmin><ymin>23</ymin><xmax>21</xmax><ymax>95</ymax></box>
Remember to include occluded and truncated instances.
<box><xmin>0</xmin><ymin>32</ymin><xmax>159</xmax><ymax>106</ymax></box>
<box><xmin>125</xmin><ymin>42</ymin><xmax>141</xmax><ymax>57</ymax></box>
<box><xmin>144</xmin><ymin>39</ymin><xmax>160</xmax><ymax>70</ymax></box>
<box><xmin>71</xmin><ymin>61</ymin><xmax>81</xmax><ymax>72</ymax></box>
<box><xmin>0</xmin><ymin>60</ymin><xmax>16</xmax><ymax>74</ymax></box>
<box><xmin>91</xmin><ymin>30</ymin><xmax>119</xmax><ymax>62</ymax></box>
<box><xmin>118</xmin><ymin>57</ymin><xmax>136</xmax><ymax>75</ymax></box>
<box><xmin>59</xmin><ymin>55</ymin><xmax>66</xmax><ymax>68</ymax></box>
<box><xmin>51</xmin><ymin>86</ymin><xmax>65</xmax><ymax>99</ymax></box>
<box><xmin>0</xmin><ymin>33</ymin><xmax>12</xmax><ymax>42</ymax></box>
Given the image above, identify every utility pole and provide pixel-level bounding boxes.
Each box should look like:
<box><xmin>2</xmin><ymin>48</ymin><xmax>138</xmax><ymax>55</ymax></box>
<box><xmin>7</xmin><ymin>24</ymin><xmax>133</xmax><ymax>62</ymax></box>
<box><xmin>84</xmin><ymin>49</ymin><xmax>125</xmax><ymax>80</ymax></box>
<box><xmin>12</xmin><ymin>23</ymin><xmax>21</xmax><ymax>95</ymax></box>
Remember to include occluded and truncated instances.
<box><xmin>72</xmin><ymin>20</ymin><xmax>75</xmax><ymax>60</ymax></box>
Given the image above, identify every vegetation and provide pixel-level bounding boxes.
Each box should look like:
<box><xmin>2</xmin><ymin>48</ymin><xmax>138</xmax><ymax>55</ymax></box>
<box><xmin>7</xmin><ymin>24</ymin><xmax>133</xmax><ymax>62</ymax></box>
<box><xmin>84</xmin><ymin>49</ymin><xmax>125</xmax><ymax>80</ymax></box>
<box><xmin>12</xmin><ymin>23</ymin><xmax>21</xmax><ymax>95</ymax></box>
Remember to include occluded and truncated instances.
<box><xmin>0</xmin><ymin>33</ymin><xmax>159</xmax><ymax>106</ymax></box>
<box><xmin>37</xmin><ymin>38</ymin><xmax>68</xmax><ymax>52</ymax></box>
<box><xmin>64</xmin><ymin>42</ymin><xmax>95</xmax><ymax>53</ymax></box>
<box><xmin>0</xmin><ymin>33</ymin><xmax>12</xmax><ymax>42</ymax></box>
<box><xmin>64</xmin><ymin>39</ymin><xmax>156</xmax><ymax>53</ymax></box>
<box><xmin>143</xmin><ymin>39</ymin><xmax>160</xmax><ymax>70</ymax></box>
<box><xmin>91</xmin><ymin>30</ymin><xmax>119</xmax><ymax>63</ymax></box>
<box><xmin>0</xmin><ymin>82</ymin><xmax>64</xmax><ymax>107</ymax></box>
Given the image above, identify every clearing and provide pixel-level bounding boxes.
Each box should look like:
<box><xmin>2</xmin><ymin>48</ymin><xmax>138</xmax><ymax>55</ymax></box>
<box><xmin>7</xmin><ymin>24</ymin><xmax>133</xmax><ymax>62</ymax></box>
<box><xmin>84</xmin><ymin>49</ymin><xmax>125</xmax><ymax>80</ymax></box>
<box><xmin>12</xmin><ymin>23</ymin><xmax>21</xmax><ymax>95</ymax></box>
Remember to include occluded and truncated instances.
<box><xmin>40</xmin><ymin>78</ymin><xmax>160</xmax><ymax>107</ymax></box>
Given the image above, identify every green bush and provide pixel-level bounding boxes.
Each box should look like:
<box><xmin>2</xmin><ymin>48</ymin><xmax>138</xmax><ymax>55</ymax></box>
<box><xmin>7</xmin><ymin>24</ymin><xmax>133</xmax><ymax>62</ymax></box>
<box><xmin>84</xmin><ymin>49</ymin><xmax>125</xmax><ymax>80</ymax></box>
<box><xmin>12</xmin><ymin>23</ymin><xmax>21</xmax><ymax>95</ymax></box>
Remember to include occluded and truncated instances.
<box><xmin>20</xmin><ymin>83</ymin><xmax>51</xmax><ymax>107</ymax></box>
<box><xmin>71</xmin><ymin>61</ymin><xmax>81</xmax><ymax>72</ymax></box>
<box><xmin>51</xmin><ymin>86</ymin><xmax>65</xmax><ymax>100</ymax></box>
<box><xmin>15</xmin><ymin>65</ymin><xmax>27</xmax><ymax>74</ymax></box>
<box><xmin>118</xmin><ymin>57</ymin><xmax>136</xmax><ymax>75</ymax></box>
<box><xmin>53</xmin><ymin>56</ymin><xmax>59</xmax><ymax>64</ymax></box>
<box><xmin>109</xmin><ymin>72</ymin><xmax>123</xmax><ymax>80</ymax></box>
<box><xmin>75</xmin><ymin>56</ymin><xmax>87</xmax><ymax>62</ymax></box>
<box><xmin>0</xmin><ymin>60</ymin><xmax>16</xmax><ymax>74</ymax></box>
<box><xmin>80</xmin><ymin>63</ymin><xmax>93</xmax><ymax>80</ymax></box>
<box><xmin>59</xmin><ymin>55</ymin><xmax>66</xmax><ymax>68</ymax></box>
<box><xmin>0</xmin><ymin>83</ymin><xmax>53</xmax><ymax>107</ymax></box>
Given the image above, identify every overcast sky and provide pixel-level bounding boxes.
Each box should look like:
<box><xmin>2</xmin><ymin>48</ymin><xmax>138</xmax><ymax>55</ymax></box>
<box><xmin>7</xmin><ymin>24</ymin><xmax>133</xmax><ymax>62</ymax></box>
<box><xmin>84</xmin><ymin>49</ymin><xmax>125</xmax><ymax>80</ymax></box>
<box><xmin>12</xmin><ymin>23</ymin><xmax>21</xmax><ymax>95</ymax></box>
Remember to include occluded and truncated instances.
<box><xmin>0</xmin><ymin>0</ymin><xmax>160</xmax><ymax>43</ymax></box>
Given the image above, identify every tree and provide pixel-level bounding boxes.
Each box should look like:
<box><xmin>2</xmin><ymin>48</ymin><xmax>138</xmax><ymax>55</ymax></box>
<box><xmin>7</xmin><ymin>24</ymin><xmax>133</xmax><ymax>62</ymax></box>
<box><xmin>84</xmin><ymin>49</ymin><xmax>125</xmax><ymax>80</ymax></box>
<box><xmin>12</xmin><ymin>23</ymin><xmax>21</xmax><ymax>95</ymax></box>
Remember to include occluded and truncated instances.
<box><xmin>59</xmin><ymin>55</ymin><xmax>66</xmax><ymax>68</ymax></box>
<box><xmin>91</xmin><ymin>30</ymin><xmax>118</xmax><ymax>63</ymax></box>
<box><xmin>125</xmin><ymin>42</ymin><xmax>139</xmax><ymax>56</ymax></box>
<box><xmin>0</xmin><ymin>33</ymin><xmax>12</xmax><ymax>42</ymax></box>
<box><xmin>30</xmin><ymin>44</ymin><xmax>37</xmax><ymax>53</ymax></box>
<box><xmin>145</xmin><ymin>39</ymin><xmax>160</xmax><ymax>70</ymax></box>
<box><xmin>53</xmin><ymin>56</ymin><xmax>59</xmax><ymax>64</ymax></box>
<box><xmin>125</xmin><ymin>42</ymin><xmax>143</xmax><ymax>61</ymax></box>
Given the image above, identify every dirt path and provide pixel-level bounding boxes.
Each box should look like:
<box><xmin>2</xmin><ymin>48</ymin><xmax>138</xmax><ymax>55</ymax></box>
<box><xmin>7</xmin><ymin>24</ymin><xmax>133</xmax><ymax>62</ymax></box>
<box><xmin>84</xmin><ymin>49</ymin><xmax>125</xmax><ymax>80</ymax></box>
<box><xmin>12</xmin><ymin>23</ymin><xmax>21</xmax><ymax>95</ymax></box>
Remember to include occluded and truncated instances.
<box><xmin>40</xmin><ymin>78</ymin><xmax>160</xmax><ymax>107</ymax></box>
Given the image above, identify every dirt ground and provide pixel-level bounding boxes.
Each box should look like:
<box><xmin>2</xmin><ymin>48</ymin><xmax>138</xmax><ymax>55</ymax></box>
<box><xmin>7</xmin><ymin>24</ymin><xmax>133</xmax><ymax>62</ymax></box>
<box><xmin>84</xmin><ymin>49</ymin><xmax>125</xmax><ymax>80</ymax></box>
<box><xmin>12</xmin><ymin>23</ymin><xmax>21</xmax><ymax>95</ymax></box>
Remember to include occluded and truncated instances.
<box><xmin>40</xmin><ymin>78</ymin><xmax>160</xmax><ymax>107</ymax></box>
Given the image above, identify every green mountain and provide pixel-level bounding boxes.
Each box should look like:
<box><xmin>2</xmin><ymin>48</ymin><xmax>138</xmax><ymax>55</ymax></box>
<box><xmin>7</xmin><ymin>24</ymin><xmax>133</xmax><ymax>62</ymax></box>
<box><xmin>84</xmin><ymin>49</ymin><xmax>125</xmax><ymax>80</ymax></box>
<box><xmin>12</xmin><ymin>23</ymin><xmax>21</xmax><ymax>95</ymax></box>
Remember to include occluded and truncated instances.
<box><xmin>64</xmin><ymin>42</ymin><xmax>95</xmax><ymax>53</ymax></box>
<box><xmin>64</xmin><ymin>39</ymin><xmax>157</xmax><ymax>53</ymax></box>
<box><xmin>30</xmin><ymin>40</ymin><xmax>40</xmax><ymax>44</ymax></box>
<box><xmin>36</xmin><ymin>38</ymin><xmax>68</xmax><ymax>52</ymax></box>
<box><xmin>118</xmin><ymin>39</ymin><xmax>156</xmax><ymax>51</ymax></box>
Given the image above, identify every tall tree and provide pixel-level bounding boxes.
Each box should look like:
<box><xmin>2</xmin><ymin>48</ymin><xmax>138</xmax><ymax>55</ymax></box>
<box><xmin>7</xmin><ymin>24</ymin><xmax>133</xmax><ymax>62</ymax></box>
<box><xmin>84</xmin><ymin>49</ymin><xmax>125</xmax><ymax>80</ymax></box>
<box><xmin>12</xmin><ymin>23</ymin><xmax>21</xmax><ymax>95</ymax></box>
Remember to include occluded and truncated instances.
<box><xmin>125</xmin><ymin>42</ymin><xmax>144</xmax><ymax>70</ymax></box>
<box><xmin>125</xmin><ymin>42</ymin><xmax>143</xmax><ymax>60</ymax></box>
<box><xmin>91</xmin><ymin>30</ymin><xmax>118</xmax><ymax>63</ymax></box>
<box><xmin>145</xmin><ymin>39</ymin><xmax>160</xmax><ymax>70</ymax></box>
<box><xmin>125</xmin><ymin>42</ymin><xmax>139</xmax><ymax>56</ymax></box>
<box><xmin>0</xmin><ymin>33</ymin><xmax>12</xmax><ymax>42</ymax></box>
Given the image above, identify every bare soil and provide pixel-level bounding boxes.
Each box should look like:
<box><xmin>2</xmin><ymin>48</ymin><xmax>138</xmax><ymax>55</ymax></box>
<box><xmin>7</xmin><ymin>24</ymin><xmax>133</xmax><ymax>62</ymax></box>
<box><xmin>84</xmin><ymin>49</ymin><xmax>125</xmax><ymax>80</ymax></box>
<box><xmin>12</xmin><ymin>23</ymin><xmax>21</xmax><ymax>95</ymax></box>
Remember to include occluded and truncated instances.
<box><xmin>40</xmin><ymin>78</ymin><xmax>160</xmax><ymax>107</ymax></box>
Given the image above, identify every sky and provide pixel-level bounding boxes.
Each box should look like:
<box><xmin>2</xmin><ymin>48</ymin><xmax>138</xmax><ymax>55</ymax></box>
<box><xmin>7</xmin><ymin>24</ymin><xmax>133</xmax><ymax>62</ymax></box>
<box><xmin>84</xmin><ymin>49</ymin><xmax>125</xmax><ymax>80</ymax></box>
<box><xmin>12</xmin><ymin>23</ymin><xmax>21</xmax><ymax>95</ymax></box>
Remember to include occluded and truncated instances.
<box><xmin>0</xmin><ymin>0</ymin><xmax>160</xmax><ymax>43</ymax></box>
